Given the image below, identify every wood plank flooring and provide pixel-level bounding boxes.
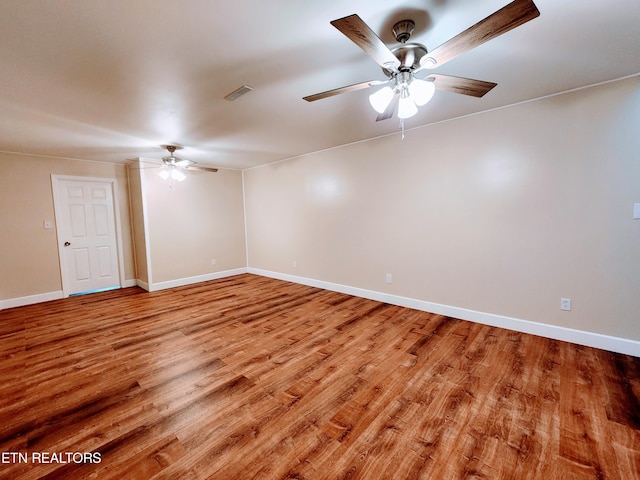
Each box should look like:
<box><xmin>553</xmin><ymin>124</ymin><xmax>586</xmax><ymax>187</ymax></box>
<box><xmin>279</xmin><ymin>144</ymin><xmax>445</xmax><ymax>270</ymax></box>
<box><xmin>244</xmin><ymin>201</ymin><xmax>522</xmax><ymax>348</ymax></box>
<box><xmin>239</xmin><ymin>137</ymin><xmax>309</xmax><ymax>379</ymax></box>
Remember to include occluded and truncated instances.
<box><xmin>0</xmin><ymin>273</ymin><xmax>638</xmax><ymax>479</ymax></box>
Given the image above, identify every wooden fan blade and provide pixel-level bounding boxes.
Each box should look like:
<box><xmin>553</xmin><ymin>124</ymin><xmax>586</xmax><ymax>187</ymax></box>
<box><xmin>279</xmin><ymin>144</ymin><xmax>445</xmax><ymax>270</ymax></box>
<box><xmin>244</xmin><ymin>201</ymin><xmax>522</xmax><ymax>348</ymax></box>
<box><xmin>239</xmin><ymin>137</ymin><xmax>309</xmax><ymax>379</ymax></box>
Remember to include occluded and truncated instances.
<box><xmin>184</xmin><ymin>165</ymin><xmax>219</xmax><ymax>173</ymax></box>
<box><xmin>331</xmin><ymin>14</ymin><xmax>401</xmax><ymax>71</ymax></box>
<box><xmin>423</xmin><ymin>0</ymin><xmax>540</xmax><ymax>68</ymax></box>
<box><xmin>304</xmin><ymin>80</ymin><xmax>385</xmax><ymax>102</ymax></box>
<box><xmin>428</xmin><ymin>73</ymin><xmax>497</xmax><ymax>98</ymax></box>
<box><xmin>376</xmin><ymin>93</ymin><xmax>399</xmax><ymax>122</ymax></box>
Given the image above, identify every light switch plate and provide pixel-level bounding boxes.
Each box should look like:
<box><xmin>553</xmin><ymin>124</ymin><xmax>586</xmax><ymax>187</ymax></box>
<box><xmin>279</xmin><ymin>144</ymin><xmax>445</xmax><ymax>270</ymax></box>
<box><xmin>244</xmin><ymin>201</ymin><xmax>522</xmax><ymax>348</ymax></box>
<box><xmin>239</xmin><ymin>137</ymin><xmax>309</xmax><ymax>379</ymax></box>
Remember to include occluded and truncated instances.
<box><xmin>634</xmin><ymin>203</ymin><xmax>640</xmax><ymax>219</ymax></box>
<box><xmin>43</xmin><ymin>220</ymin><xmax>53</xmax><ymax>229</ymax></box>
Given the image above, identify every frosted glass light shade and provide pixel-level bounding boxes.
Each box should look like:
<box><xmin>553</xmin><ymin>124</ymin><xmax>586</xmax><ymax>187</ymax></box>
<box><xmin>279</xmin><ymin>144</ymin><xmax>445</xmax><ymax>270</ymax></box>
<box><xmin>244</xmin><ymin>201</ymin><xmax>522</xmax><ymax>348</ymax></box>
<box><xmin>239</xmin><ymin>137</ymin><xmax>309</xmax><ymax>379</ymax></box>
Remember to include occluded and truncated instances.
<box><xmin>369</xmin><ymin>86</ymin><xmax>394</xmax><ymax>113</ymax></box>
<box><xmin>159</xmin><ymin>168</ymin><xmax>186</xmax><ymax>182</ymax></box>
<box><xmin>171</xmin><ymin>169</ymin><xmax>186</xmax><ymax>182</ymax></box>
<box><xmin>398</xmin><ymin>96</ymin><xmax>418</xmax><ymax>119</ymax></box>
<box><xmin>409</xmin><ymin>78</ymin><xmax>435</xmax><ymax>106</ymax></box>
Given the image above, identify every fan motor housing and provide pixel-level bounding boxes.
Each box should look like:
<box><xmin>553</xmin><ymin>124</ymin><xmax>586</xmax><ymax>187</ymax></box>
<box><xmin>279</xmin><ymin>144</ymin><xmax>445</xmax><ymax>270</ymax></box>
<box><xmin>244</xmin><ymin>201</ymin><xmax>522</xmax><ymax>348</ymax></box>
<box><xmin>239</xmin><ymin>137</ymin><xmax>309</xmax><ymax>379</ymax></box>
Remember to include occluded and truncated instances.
<box><xmin>383</xmin><ymin>43</ymin><xmax>429</xmax><ymax>76</ymax></box>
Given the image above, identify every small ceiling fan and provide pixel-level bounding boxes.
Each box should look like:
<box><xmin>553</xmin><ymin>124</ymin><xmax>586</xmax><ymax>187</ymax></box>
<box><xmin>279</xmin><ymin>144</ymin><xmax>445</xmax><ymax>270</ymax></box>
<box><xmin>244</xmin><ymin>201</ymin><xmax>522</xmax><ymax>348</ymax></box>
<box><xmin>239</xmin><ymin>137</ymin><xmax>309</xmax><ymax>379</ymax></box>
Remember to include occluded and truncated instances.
<box><xmin>304</xmin><ymin>0</ymin><xmax>540</xmax><ymax>121</ymax></box>
<box><xmin>157</xmin><ymin>145</ymin><xmax>218</xmax><ymax>184</ymax></box>
<box><xmin>160</xmin><ymin>145</ymin><xmax>219</xmax><ymax>173</ymax></box>
<box><xmin>126</xmin><ymin>145</ymin><xmax>218</xmax><ymax>189</ymax></box>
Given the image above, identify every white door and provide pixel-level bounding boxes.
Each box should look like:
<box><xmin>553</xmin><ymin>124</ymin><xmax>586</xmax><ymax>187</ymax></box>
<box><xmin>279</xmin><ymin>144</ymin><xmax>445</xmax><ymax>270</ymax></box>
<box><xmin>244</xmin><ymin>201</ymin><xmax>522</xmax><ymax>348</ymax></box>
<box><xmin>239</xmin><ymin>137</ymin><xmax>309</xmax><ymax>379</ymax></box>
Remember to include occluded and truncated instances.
<box><xmin>54</xmin><ymin>178</ymin><xmax>121</xmax><ymax>295</ymax></box>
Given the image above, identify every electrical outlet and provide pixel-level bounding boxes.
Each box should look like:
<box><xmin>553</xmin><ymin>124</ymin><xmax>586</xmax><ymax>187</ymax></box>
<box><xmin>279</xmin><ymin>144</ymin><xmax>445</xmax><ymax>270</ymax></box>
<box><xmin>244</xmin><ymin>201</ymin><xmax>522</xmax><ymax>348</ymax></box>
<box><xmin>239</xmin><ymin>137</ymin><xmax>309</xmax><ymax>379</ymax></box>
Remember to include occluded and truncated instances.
<box><xmin>560</xmin><ymin>298</ymin><xmax>571</xmax><ymax>311</ymax></box>
<box><xmin>385</xmin><ymin>273</ymin><xmax>393</xmax><ymax>284</ymax></box>
<box><xmin>211</xmin><ymin>259</ymin><xmax>216</xmax><ymax>266</ymax></box>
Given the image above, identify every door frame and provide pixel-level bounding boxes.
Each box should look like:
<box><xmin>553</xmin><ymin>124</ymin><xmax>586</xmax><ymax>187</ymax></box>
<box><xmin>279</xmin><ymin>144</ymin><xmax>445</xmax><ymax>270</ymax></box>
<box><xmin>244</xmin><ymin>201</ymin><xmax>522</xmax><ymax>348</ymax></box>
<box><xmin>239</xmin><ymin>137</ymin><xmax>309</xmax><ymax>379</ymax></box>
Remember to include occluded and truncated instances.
<box><xmin>51</xmin><ymin>174</ymin><xmax>127</xmax><ymax>297</ymax></box>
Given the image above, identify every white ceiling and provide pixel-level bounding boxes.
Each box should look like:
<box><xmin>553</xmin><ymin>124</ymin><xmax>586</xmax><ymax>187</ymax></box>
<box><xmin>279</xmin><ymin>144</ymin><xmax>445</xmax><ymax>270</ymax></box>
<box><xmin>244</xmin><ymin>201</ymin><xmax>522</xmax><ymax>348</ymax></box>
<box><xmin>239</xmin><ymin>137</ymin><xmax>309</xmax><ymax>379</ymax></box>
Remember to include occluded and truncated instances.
<box><xmin>1</xmin><ymin>0</ymin><xmax>639</xmax><ymax>170</ymax></box>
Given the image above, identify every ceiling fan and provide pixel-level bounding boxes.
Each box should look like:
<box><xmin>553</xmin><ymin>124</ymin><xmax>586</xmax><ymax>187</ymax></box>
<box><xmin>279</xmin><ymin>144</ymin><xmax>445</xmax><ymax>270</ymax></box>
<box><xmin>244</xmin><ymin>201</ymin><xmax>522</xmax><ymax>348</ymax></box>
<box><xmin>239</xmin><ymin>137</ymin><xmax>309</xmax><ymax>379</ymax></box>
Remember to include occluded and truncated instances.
<box><xmin>157</xmin><ymin>145</ymin><xmax>218</xmax><ymax>183</ymax></box>
<box><xmin>127</xmin><ymin>145</ymin><xmax>219</xmax><ymax>189</ymax></box>
<box><xmin>304</xmin><ymin>0</ymin><xmax>540</xmax><ymax>121</ymax></box>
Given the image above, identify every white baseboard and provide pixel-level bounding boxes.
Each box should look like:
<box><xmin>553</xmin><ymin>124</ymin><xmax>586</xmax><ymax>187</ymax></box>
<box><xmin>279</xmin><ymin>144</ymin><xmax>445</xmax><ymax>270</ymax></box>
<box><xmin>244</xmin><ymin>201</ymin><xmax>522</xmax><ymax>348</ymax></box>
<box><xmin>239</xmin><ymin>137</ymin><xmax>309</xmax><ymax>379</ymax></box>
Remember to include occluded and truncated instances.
<box><xmin>146</xmin><ymin>268</ymin><xmax>249</xmax><ymax>292</ymax></box>
<box><xmin>5</xmin><ymin>269</ymin><xmax>638</xmax><ymax>357</ymax></box>
<box><xmin>0</xmin><ymin>291</ymin><xmax>64</xmax><ymax>310</ymax></box>
<box><xmin>2</xmin><ymin>279</ymin><xmax>140</xmax><ymax>309</ymax></box>
<box><xmin>1</xmin><ymin>272</ymin><xmax>246</xmax><ymax>308</ymax></box>
<box><xmin>248</xmin><ymin>268</ymin><xmax>640</xmax><ymax>357</ymax></box>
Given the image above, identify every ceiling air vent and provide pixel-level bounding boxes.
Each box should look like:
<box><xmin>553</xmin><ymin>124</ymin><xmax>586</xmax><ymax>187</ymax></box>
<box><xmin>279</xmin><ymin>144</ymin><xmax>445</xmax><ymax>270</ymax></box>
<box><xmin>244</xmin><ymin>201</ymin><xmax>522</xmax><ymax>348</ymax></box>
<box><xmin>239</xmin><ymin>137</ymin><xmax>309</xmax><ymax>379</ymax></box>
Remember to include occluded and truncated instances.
<box><xmin>224</xmin><ymin>85</ymin><xmax>253</xmax><ymax>101</ymax></box>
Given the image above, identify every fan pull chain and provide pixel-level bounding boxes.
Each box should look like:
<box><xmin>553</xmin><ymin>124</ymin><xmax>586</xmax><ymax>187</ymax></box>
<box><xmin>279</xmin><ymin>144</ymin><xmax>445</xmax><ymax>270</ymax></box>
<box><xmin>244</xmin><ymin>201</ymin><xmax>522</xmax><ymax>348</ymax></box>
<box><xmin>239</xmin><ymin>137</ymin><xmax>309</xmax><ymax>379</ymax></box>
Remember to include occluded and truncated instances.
<box><xmin>401</xmin><ymin>118</ymin><xmax>405</xmax><ymax>140</ymax></box>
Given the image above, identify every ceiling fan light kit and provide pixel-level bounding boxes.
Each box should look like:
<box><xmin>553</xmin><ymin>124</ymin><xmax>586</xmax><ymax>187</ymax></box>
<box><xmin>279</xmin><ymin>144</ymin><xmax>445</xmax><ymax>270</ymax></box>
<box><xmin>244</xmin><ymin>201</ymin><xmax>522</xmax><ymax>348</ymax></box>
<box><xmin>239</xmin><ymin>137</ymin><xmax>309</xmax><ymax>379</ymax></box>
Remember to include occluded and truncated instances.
<box><xmin>155</xmin><ymin>145</ymin><xmax>219</xmax><ymax>188</ymax></box>
<box><xmin>158</xmin><ymin>168</ymin><xmax>186</xmax><ymax>183</ymax></box>
<box><xmin>304</xmin><ymin>0</ymin><xmax>540</xmax><ymax>125</ymax></box>
<box><xmin>369</xmin><ymin>71</ymin><xmax>437</xmax><ymax>119</ymax></box>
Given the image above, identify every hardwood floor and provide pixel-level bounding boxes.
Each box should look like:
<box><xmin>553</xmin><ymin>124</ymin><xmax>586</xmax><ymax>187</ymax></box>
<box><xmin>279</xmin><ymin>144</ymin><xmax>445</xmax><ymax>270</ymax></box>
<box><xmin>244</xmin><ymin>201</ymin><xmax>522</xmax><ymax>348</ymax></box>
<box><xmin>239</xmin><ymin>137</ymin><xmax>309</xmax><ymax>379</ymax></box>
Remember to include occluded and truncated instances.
<box><xmin>0</xmin><ymin>274</ymin><xmax>638</xmax><ymax>479</ymax></box>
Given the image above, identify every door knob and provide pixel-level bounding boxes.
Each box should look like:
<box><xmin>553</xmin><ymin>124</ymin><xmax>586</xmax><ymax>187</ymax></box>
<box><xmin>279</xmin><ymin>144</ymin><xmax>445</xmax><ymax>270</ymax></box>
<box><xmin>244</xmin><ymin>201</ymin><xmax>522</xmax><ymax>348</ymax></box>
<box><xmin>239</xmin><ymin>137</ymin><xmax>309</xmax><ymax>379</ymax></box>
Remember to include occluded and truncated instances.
<box><xmin>64</xmin><ymin>241</ymin><xmax>71</xmax><ymax>247</ymax></box>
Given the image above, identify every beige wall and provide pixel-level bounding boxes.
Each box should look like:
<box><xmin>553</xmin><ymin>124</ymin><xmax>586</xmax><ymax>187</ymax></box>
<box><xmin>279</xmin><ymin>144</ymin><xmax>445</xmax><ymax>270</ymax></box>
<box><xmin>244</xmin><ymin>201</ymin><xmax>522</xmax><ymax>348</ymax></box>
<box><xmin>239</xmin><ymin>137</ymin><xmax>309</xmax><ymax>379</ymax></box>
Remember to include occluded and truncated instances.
<box><xmin>127</xmin><ymin>161</ymin><xmax>149</xmax><ymax>285</ymax></box>
<box><xmin>0</xmin><ymin>152</ymin><xmax>246</xmax><ymax>302</ymax></box>
<box><xmin>0</xmin><ymin>152</ymin><xmax>135</xmax><ymax>299</ymax></box>
<box><xmin>244</xmin><ymin>76</ymin><xmax>640</xmax><ymax>341</ymax></box>
<box><xmin>2</xmin><ymin>77</ymin><xmax>638</xmax><ymax>347</ymax></box>
<box><xmin>135</xmin><ymin>162</ymin><xmax>246</xmax><ymax>284</ymax></box>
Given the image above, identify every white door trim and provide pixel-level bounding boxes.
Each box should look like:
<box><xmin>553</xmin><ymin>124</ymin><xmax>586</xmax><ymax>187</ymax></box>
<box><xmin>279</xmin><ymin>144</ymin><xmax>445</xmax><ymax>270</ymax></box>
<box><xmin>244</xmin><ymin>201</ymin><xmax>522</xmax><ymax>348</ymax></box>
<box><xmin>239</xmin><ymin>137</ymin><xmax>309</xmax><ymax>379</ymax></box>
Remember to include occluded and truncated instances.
<box><xmin>51</xmin><ymin>174</ymin><xmax>127</xmax><ymax>297</ymax></box>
